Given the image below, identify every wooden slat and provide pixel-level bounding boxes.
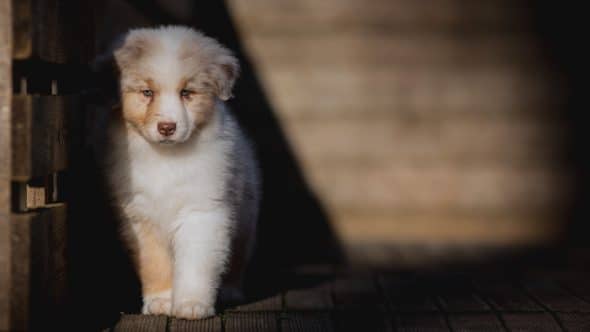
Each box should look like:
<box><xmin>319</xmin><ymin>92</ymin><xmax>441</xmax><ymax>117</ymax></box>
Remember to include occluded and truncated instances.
<box><xmin>11</xmin><ymin>95</ymin><xmax>73</xmax><ymax>181</ymax></box>
<box><xmin>394</xmin><ymin>313</ymin><xmax>451</xmax><ymax>331</ymax></box>
<box><xmin>557</xmin><ymin>313</ymin><xmax>590</xmax><ymax>332</ymax></box>
<box><xmin>0</xmin><ymin>0</ymin><xmax>12</xmax><ymax>329</ymax></box>
<box><xmin>474</xmin><ymin>279</ymin><xmax>543</xmax><ymax>312</ymax></box>
<box><xmin>446</xmin><ymin>313</ymin><xmax>504</xmax><ymax>331</ymax></box>
<box><xmin>280</xmin><ymin>313</ymin><xmax>333</xmax><ymax>332</ymax></box>
<box><xmin>12</xmin><ymin>0</ymin><xmax>94</xmax><ymax>63</ymax></box>
<box><xmin>10</xmin><ymin>203</ymin><xmax>66</xmax><ymax>331</ymax></box>
<box><xmin>224</xmin><ymin>312</ymin><xmax>278</xmax><ymax>332</ymax></box>
<box><xmin>554</xmin><ymin>273</ymin><xmax>590</xmax><ymax>303</ymax></box>
<box><xmin>522</xmin><ymin>279</ymin><xmax>590</xmax><ymax>313</ymax></box>
<box><xmin>435</xmin><ymin>280</ymin><xmax>491</xmax><ymax>312</ymax></box>
<box><xmin>113</xmin><ymin>315</ymin><xmax>167</xmax><ymax>332</ymax></box>
<box><xmin>169</xmin><ymin>316</ymin><xmax>222</xmax><ymax>332</ymax></box>
<box><xmin>378</xmin><ymin>275</ymin><xmax>439</xmax><ymax>312</ymax></box>
<box><xmin>229</xmin><ymin>294</ymin><xmax>283</xmax><ymax>312</ymax></box>
<box><xmin>228</xmin><ymin>0</ymin><xmax>531</xmax><ymax>35</ymax></box>
<box><xmin>285</xmin><ymin>284</ymin><xmax>333</xmax><ymax>310</ymax></box>
<box><xmin>331</xmin><ymin>276</ymin><xmax>384</xmax><ymax>310</ymax></box>
<box><xmin>502</xmin><ymin>312</ymin><xmax>563</xmax><ymax>332</ymax></box>
<box><xmin>287</xmin><ymin>116</ymin><xmax>565</xmax><ymax>167</ymax></box>
<box><xmin>332</xmin><ymin>311</ymin><xmax>393</xmax><ymax>332</ymax></box>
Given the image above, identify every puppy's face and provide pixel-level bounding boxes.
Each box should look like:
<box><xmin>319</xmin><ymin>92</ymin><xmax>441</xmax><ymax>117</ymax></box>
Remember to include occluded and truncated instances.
<box><xmin>113</xmin><ymin>27</ymin><xmax>239</xmax><ymax>145</ymax></box>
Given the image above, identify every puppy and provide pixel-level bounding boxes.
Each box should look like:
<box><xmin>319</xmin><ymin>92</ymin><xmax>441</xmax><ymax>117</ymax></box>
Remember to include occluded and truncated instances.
<box><xmin>103</xmin><ymin>26</ymin><xmax>260</xmax><ymax>319</ymax></box>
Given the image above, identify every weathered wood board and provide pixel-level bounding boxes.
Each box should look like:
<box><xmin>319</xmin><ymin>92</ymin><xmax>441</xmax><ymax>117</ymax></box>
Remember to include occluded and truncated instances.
<box><xmin>12</xmin><ymin>0</ymin><xmax>94</xmax><ymax>63</ymax></box>
<box><xmin>10</xmin><ymin>204</ymin><xmax>67</xmax><ymax>331</ymax></box>
<box><xmin>11</xmin><ymin>95</ymin><xmax>74</xmax><ymax>181</ymax></box>
<box><xmin>0</xmin><ymin>0</ymin><xmax>12</xmax><ymax>329</ymax></box>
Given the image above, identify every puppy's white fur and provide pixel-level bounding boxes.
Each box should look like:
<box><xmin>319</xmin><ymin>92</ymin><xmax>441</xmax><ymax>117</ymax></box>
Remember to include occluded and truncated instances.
<box><xmin>103</xmin><ymin>26</ymin><xmax>260</xmax><ymax>319</ymax></box>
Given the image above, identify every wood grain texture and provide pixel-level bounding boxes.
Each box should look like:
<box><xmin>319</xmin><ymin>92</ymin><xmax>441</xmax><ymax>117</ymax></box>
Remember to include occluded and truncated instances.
<box><xmin>446</xmin><ymin>313</ymin><xmax>504</xmax><ymax>332</ymax></box>
<box><xmin>474</xmin><ymin>279</ymin><xmax>543</xmax><ymax>312</ymax></box>
<box><xmin>225</xmin><ymin>312</ymin><xmax>278</xmax><ymax>332</ymax></box>
<box><xmin>394</xmin><ymin>313</ymin><xmax>451</xmax><ymax>331</ymax></box>
<box><xmin>229</xmin><ymin>295</ymin><xmax>283</xmax><ymax>312</ymax></box>
<box><xmin>332</xmin><ymin>311</ymin><xmax>393</xmax><ymax>332</ymax></box>
<box><xmin>280</xmin><ymin>312</ymin><xmax>333</xmax><ymax>332</ymax></box>
<box><xmin>331</xmin><ymin>276</ymin><xmax>385</xmax><ymax>311</ymax></box>
<box><xmin>11</xmin><ymin>96</ymin><xmax>73</xmax><ymax>181</ymax></box>
<box><xmin>522</xmin><ymin>279</ymin><xmax>590</xmax><ymax>313</ymax></box>
<box><xmin>502</xmin><ymin>312</ymin><xmax>563</xmax><ymax>332</ymax></box>
<box><xmin>0</xmin><ymin>0</ymin><xmax>11</xmax><ymax>329</ymax></box>
<box><xmin>10</xmin><ymin>204</ymin><xmax>67</xmax><ymax>331</ymax></box>
<box><xmin>557</xmin><ymin>313</ymin><xmax>590</xmax><ymax>332</ymax></box>
<box><xmin>285</xmin><ymin>284</ymin><xmax>333</xmax><ymax>310</ymax></box>
<box><xmin>12</xmin><ymin>0</ymin><xmax>94</xmax><ymax>63</ymax></box>
<box><xmin>113</xmin><ymin>314</ymin><xmax>167</xmax><ymax>332</ymax></box>
<box><xmin>169</xmin><ymin>316</ymin><xmax>222</xmax><ymax>332</ymax></box>
<box><xmin>227</xmin><ymin>0</ymin><xmax>569</xmax><ymax>252</ymax></box>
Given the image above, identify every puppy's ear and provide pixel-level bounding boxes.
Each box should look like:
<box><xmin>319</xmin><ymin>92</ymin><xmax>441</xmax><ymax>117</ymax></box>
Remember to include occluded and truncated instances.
<box><xmin>113</xmin><ymin>32</ymin><xmax>151</xmax><ymax>69</ymax></box>
<box><xmin>209</xmin><ymin>54</ymin><xmax>240</xmax><ymax>101</ymax></box>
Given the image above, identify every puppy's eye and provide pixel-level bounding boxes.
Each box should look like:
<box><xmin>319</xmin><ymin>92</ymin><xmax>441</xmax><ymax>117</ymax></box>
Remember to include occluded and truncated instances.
<box><xmin>180</xmin><ymin>89</ymin><xmax>193</xmax><ymax>98</ymax></box>
<box><xmin>142</xmin><ymin>89</ymin><xmax>154</xmax><ymax>97</ymax></box>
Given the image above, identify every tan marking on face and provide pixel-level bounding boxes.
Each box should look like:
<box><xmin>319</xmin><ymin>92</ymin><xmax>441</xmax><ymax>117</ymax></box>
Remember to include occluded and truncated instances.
<box><xmin>121</xmin><ymin>77</ymin><xmax>161</xmax><ymax>131</ymax></box>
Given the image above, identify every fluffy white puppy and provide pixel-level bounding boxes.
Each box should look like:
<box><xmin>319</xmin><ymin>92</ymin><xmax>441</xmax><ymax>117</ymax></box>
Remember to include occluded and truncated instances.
<box><xmin>104</xmin><ymin>26</ymin><xmax>260</xmax><ymax>319</ymax></box>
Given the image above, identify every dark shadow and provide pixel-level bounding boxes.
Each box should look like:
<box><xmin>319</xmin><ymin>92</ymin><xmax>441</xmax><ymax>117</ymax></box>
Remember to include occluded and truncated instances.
<box><xmin>529</xmin><ymin>2</ymin><xmax>589</xmax><ymax>248</ymax></box>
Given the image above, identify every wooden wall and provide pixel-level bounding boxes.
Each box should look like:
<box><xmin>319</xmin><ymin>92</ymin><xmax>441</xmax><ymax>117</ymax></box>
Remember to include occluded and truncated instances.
<box><xmin>0</xmin><ymin>0</ymin><xmax>95</xmax><ymax>329</ymax></box>
<box><xmin>0</xmin><ymin>1</ymin><xmax>12</xmax><ymax>329</ymax></box>
<box><xmin>226</xmin><ymin>0</ymin><xmax>572</xmax><ymax>260</ymax></box>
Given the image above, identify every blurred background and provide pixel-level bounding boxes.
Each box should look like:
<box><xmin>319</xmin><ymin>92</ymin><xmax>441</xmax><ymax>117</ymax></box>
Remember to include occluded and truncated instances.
<box><xmin>222</xmin><ymin>0</ymin><xmax>579</xmax><ymax>265</ymax></box>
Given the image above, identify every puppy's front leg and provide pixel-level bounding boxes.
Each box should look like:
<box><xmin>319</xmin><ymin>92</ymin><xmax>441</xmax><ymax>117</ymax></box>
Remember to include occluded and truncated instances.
<box><xmin>171</xmin><ymin>210</ymin><xmax>231</xmax><ymax>319</ymax></box>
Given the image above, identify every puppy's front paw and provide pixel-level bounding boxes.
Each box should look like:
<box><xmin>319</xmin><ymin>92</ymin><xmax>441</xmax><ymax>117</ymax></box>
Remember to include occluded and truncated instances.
<box><xmin>173</xmin><ymin>300</ymin><xmax>215</xmax><ymax>320</ymax></box>
<box><xmin>142</xmin><ymin>291</ymin><xmax>172</xmax><ymax>315</ymax></box>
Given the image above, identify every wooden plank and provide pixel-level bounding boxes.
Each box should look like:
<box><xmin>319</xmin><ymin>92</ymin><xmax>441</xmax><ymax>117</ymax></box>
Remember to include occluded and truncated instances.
<box><xmin>228</xmin><ymin>0</ymin><xmax>532</xmax><ymax>35</ymax></box>
<box><xmin>474</xmin><ymin>279</ymin><xmax>543</xmax><ymax>312</ymax></box>
<box><xmin>378</xmin><ymin>275</ymin><xmax>439</xmax><ymax>312</ymax></box>
<box><xmin>10</xmin><ymin>204</ymin><xmax>67</xmax><ymax>331</ymax></box>
<box><xmin>264</xmin><ymin>65</ymin><xmax>558</xmax><ymax>117</ymax></box>
<box><xmin>280</xmin><ymin>313</ymin><xmax>333</xmax><ymax>332</ymax></box>
<box><xmin>11</xmin><ymin>95</ymin><xmax>73</xmax><ymax>181</ymax></box>
<box><xmin>557</xmin><ymin>313</ymin><xmax>590</xmax><ymax>332</ymax></box>
<box><xmin>286</xmin><ymin>116</ymin><xmax>565</xmax><ymax>167</ymax></box>
<box><xmin>0</xmin><ymin>0</ymin><xmax>12</xmax><ymax>329</ymax></box>
<box><xmin>169</xmin><ymin>316</ymin><xmax>222</xmax><ymax>332</ymax></box>
<box><xmin>113</xmin><ymin>314</ymin><xmax>168</xmax><ymax>332</ymax></box>
<box><xmin>555</xmin><ymin>273</ymin><xmax>590</xmax><ymax>303</ymax></box>
<box><xmin>332</xmin><ymin>311</ymin><xmax>393</xmax><ymax>332</ymax></box>
<box><xmin>229</xmin><ymin>294</ymin><xmax>283</xmax><ymax>312</ymax></box>
<box><xmin>12</xmin><ymin>0</ymin><xmax>94</xmax><ymax>63</ymax></box>
<box><xmin>224</xmin><ymin>312</ymin><xmax>278</xmax><ymax>332</ymax></box>
<box><xmin>522</xmin><ymin>279</ymin><xmax>590</xmax><ymax>312</ymax></box>
<box><xmin>306</xmin><ymin>164</ymin><xmax>567</xmax><ymax>215</ymax></box>
<box><xmin>331</xmin><ymin>276</ymin><xmax>385</xmax><ymax>310</ymax></box>
<box><xmin>394</xmin><ymin>313</ymin><xmax>450</xmax><ymax>331</ymax></box>
<box><xmin>434</xmin><ymin>280</ymin><xmax>491</xmax><ymax>312</ymax></box>
<box><xmin>446</xmin><ymin>313</ymin><xmax>504</xmax><ymax>331</ymax></box>
<box><xmin>502</xmin><ymin>312</ymin><xmax>562</xmax><ymax>332</ymax></box>
<box><xmin>285</xmin><ymin>284</ymin><xmax>333</xmax><ymax>310</ymax></box>
<box><xmin>244</xmin><ymin>35</ymin><xmax>543</xmax><ymax>72</ymax></box>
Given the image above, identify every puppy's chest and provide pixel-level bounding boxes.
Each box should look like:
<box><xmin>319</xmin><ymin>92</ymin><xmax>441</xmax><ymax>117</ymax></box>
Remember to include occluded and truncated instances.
<box><xmin>123</xmin><ymin>147</ymin><xmax>227</xmax><ymax>220</ymax></box>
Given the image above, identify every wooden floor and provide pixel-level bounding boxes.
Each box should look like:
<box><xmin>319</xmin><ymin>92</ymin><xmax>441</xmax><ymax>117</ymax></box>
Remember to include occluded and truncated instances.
<box><xmin>107</xmin><ymin>251</ymin><xmax>590</xmax><ymax>332</ymax></box>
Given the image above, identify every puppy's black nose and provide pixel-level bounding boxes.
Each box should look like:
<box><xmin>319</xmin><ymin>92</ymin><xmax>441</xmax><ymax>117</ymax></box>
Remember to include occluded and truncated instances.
<box><xmin>158</xmin><ymin>122</ymin><xmax>176</xmax><ymax>136</ymax></box>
